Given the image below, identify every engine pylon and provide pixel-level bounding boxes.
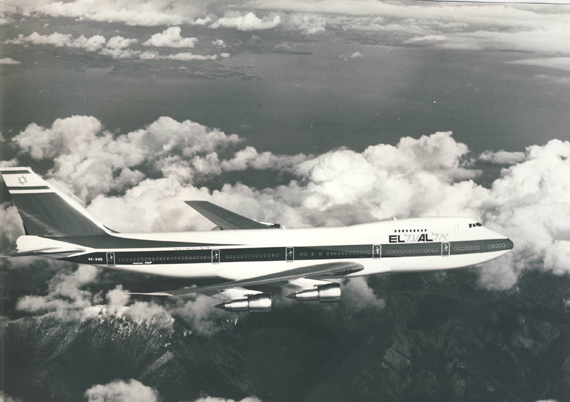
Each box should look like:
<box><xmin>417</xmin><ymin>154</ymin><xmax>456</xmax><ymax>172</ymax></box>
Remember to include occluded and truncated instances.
<box><xmin>287</xmin><ymin>283</ymin><xmax>341</xmax><ymax>302</ymax></box>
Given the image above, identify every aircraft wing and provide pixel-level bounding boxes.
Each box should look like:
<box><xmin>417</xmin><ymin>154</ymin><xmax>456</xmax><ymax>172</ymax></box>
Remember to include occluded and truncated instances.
<box><xmin>133</xmin><ymin>261</ymin><xmax>364</xmax><ymax>297</ymax></box>
<box><xmin>185</xmin><ymin>200</ymin><xmax>276</xmax><ymax>230</ymax></box>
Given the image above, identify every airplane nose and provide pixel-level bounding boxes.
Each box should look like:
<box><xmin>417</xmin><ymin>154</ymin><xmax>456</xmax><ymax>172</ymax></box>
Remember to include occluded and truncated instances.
<box><xmin>485</xmin><ymin>228</ymin><xmax>514</xmax><ymax>251</ymax></box>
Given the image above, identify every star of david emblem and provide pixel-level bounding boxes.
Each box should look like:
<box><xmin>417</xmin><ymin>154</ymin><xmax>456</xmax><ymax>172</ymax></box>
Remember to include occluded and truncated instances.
<box><xmin>18</xmin><ymin>175</ymin><xmax>27</xmax><ymax>185</ymax></box>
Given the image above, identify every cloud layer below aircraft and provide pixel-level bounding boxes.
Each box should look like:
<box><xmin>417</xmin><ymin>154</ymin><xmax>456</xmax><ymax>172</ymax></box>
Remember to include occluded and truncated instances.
<box><xmin>2</xmin><ymin>115</ymin><xmax>570</xmax><ymax>333</ymax></box>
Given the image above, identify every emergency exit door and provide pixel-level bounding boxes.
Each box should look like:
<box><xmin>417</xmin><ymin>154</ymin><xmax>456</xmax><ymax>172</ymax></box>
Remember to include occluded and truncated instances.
<box><xmin>106</xmin><ymin>252</ymin><xmax>115</xmax><ymax>266</ymax></box>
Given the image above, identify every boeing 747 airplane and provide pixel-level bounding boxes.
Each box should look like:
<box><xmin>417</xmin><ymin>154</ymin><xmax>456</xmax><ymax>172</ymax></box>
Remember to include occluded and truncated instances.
<box><xmin>0</xmin><ymin>167</ymin><xmax>513</xmax><ymax>312</ymax></box>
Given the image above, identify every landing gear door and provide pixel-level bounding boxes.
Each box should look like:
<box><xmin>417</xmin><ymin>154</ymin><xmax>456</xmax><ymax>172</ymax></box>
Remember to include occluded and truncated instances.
<box><xmin>441</xmin><ymin>242</ymin><xmax>450</xmax><ymax>257</ymax></box>
<box><xmin>106</xmin><ymin>252</ymin><xmax>115</xmax><ymax>266</ymax></box>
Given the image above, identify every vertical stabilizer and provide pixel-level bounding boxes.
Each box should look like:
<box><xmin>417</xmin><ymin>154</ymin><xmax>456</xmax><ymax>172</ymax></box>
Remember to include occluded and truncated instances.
<box><xmin>0</xmin><ymin>167</ymin><xmax>111</xmax><ymax>237</ymax></box>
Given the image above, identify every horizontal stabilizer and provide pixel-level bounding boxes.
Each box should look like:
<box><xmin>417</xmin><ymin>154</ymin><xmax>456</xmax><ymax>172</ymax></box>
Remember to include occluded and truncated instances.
<box><xmin>2</xmin><ymin>247</ymin><xmax>85</xmax><ymax>258</ymax></box>
<box><xmin>186</xmin><ymin>200</ymin><xmax>280</xmax><ymax>230</ymax></box>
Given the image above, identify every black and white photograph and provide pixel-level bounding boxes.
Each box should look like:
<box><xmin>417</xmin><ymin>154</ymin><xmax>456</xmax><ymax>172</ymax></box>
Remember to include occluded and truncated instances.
<box><xmin>1</xmin><ymin>0</ymin><xmax>570</xmax><ymax>401</ymax></box>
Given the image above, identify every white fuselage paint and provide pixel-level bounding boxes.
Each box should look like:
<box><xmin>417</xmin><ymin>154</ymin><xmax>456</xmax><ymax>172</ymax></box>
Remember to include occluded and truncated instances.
<box><xmin>18</xmin><ymin>217</ymin><xmax>512</xmax><ymax>281</ymax></box>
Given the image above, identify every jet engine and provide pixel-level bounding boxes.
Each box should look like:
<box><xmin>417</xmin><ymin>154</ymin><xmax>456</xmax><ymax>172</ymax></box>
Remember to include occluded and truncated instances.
<box><xmin>215</xmin><ymin>293</ymin><xmax>272</xmax><ymax>312</ymax></box>
<box><xmin>287</xmin><ymin>283</ymin><xmax>341</xmax><ymax>302</ymax></box>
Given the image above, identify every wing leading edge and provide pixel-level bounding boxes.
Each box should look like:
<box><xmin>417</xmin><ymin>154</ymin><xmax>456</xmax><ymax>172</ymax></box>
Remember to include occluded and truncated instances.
<box><xmin>185</xmin><ymin>200</ymin><xmax>281</xmax><ymax>230</ymax></box>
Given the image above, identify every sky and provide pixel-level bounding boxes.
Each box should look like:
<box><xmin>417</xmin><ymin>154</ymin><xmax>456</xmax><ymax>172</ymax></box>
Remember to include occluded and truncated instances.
<box><xmin>1</xmin><ymin>1</ymin><xmax>570</xmax><ymax>401</ymax></box>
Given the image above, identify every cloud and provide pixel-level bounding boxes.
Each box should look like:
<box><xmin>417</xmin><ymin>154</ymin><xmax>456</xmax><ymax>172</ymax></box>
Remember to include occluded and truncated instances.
<box><xmin>193</xmin><ymin>397</ymin><xmax>263</xmax><ymax>402</ymax></box>
<box><xmin>4</xmin><ymin>32</ymin><xmax>142</xmax><ymax>57</ymax></box>
<box><xmin>0</xmin><ymin>57</ymin><xmax>21</xmax><ymax>64</ymax></box>
<box><xmin>9</xmin><ymin>115</ymin><xmax>570</xmax><ymax>293</ymax></box>
<box><xmin>13</xmin><ymin>116</ymin><xmax>241</xmax><ymax>202</ymax></box>
<box><xmin>510</xmin><ymin>57</ymin><xmax>570</xmax><ymax>72</ymax></box>
<box><xmin>100</xmin><ymin>48</ymin><xmax>141</xmax><ymax>59</ymax></box>
<box><xmin>161</xmin><ymin>52</ymin><xmax>218</xmax><ymax>61</ymax></box>
<box><xmin>85</xmin><ymin>379</ymin><xmax>159</xmax><ymax>402</ymax></box>
<box><xmin>2</xmin><ymin>29</ymin><xmax>226</xmax><ymax>64</ymax></box>
<box><xmin>0</xmin><ymin>12</ymin><xmax>14</xmax><ymax>25</ymax></box>
<box><xmin>143</xmin><ymin>27</ymin><xmax>197</xmax><ymax>48</ymax></box>
<box><xmin>210</xmin><ymin>12</ymin><xmax>281</xmax><ymax>31</ymax></box>
<box><xmin>5</xmin><ymin>0</ymin><xmax>211</xmax><ymax>26</ymax></box>
<box><xmin>16</xmin><ymin>265</ymin><xmax>99</xmax><ymax>319</ymax></box>
<box><xmin>340</xmin><ymin>51</ymin><xmax>362</xmax><ymax>60</ymax></box>
<box><xmin>0</xmin><ymin>203</ymin><xmax>25</xmax><ymax>250</ymax></box>
<box><xmin>221</xmin><ymin>146</ymin><xmax>309</xmax><ymax>171</ymax></box>
<box><xmin>477</xmin><ymin>139</ymin><xmax>570</xmax><ymax>288</ymax></box>
<box><xmin>341</xmin><ymin>278</ymin><xmax>385</xmax><ymax>310</ymax></box>
<box><xmin>101</xmin><ymin>48</ymin><xmax>223</xmax><ymax>61</ymax></box>
<box><xmin>106</xmin><ymin>35</ymin><xmax>137</xmax><ymax>49</ymax></box>
<box><xmin>253</xmin><ymin>1</ymin><xmax>570</xmax><ymax>57</ymax></box>
<box><xmin>479</xmin><ymin>150</ymin><xmax>526</xmax><ymax>165</ymax></box>
<box><xmin>5</xmin><ymin>32</ymin><xmax>106</xmax><ymax>51</ymax></box>
<box><xmin>3</xmin><ymin>0</ymin><xmax>570</xmax><ymax>62</ymax></box>
<box><xmin>84</xmin><ymin>379</ymin><xmax>261</xmax><ymax>402</ymax></box>
<box><xmin>287</xmin><ymin>13</ymin><xmax>327</xmax><ymax>35</ymax></box>
<box><xmin>212</xmin><ymin>39</ymin><xmax>226</xmax><ymax>48</ymax></box>
<box><xmin>0</xmin><ymin>391</ymin><xmax>23</xmax><ymax>402</ymax></box>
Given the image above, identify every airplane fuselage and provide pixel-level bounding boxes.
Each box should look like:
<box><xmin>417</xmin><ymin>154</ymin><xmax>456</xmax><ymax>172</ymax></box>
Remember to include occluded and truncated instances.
<box><xmin>17</xmin><ymin>216</ymin><xmax>513</xmax><ymax>281</ymax></box>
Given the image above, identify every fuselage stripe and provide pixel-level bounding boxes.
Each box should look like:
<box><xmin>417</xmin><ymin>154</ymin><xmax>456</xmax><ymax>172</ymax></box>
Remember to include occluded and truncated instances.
<box><xmin>63</xmin><ymin>239</ymin><xmax>513</xmax><ymax>266</ymax></box>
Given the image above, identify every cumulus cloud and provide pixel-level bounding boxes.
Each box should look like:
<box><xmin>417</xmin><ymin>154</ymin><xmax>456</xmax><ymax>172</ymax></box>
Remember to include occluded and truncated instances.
<box><xmin>85</xmin><ymin>380</ymin><xmax>261</xmax><ymax>402</ymax></box>
<box><xmin>4</xmin><ymin>32</ymin><xmax>142</xmax><ymax>57</ymax></box>
<box><xmin>5</xmin><ymin>32</ymin><xmax>106</xmax><ymax>51</ymax></box>
<box><xmin>4</xmin><ymin>0</ymin><xmax>210</xmax><ymax>26</ymax></box>
<box><xmin>341</xmin><ymin>278</ymin><xmax>385</xmax><ymax>310</ymax></box>
<box><xmin>16</xmin><ymin>265</ymin><xmax>99</xmax><ymax>319</ymax></box>
<box><xmin>143</xmin><ymin>26</ymin><xmax>197</xmax><ymax>48</ymax></box>
<box><xmin>13</xmin><ymin>116</ymin><xmax>241</xmax><ymax>202</ymax></box>
<box><xmin>3</xmin><ymin>0</ymin><xmax>570</xmax><ymax>61</ymax></box>
<box><xmin>479</xmin><ymin>150</ymin><xmax>526</xmax><ymax>165</ymax></box>
<box><xmin>102</xmin><ymin>48</ymin><xmax>222</xmax><ymax>61</ymax></box>
<box><xmin>8</xmin><ymin>114</ymin><xmax>570</xmax><ymax>294</ymax></box>
<box><xmin>0</xmin><ymin>57</ymin><xmax>21</xmax><ymax>64</ymax></box>
<box><xmin>85</xmin><ymin>379</ymin><xmax>159</xmax><ymax>402</ymax></box>
<box><xmin>210</xmin><ymin>12</ymin><xmax>281</xmax><ymax>31</ymax></box>
<box><xmin>100</xmin><ymin>48</ymin><xmax>141</xmax><ymax>59</ymax></box>
<box><xmin>106</xmin><ymin>35</ymin><xmax>137</xmax><ymax>49</ymax></box>
<box><xmin>0</xmin><ymin>203</ymin><xmax>24</xmax><ymax>249</ymax></box>
<box><xmin>212</xmin><ymin>39</ymin><xmax>226</xmax><ymax>48</ymax></box>
<box><xmin>0</xmin><ymin>12</ymin><xmax>14</xmax><ymax>25</ymax></box>
<box><xmin>287</xmin><ymin>13</ymin><xmax>327</xmax><ymax>35</ymax></box>
<box><xmin>221</xmin><ymin>146</ymin><xmax>309</xmax><ymax>171</ymax></box>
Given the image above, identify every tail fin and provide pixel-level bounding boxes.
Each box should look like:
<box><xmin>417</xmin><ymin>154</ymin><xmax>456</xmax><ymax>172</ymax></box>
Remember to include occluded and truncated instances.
<box><xmin>0</xmin><ymin>167</ymin><xmax>112</xmax><ymax>237</ymax></box>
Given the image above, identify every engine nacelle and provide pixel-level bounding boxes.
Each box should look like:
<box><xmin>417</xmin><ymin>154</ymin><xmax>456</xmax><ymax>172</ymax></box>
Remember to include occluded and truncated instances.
<box><xmin>287</xmin><ymin>283</ymin><xmax>341</xmax><ymax>302</ymax></box>
<box><xmin>215</xmin><ymin>293</ymin><xmax>272</xmax><ymax>312</ymax></box>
